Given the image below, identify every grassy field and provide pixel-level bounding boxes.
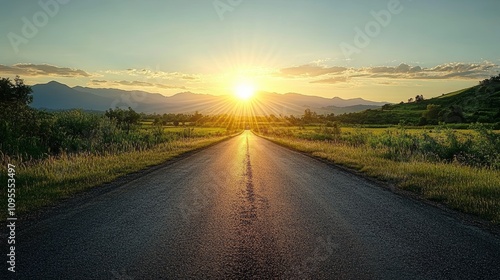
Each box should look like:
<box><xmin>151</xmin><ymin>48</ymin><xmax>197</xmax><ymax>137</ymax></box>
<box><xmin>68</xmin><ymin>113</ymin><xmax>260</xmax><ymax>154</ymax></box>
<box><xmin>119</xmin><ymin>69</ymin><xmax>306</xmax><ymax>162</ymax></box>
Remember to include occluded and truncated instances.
<box><xmin>0</xmin><ymin>128</ymin><xmax>237</xmax><ymax>220</ymax></box>
<box><xmin>258</xmin><ymin>126</ymin><xmax>500</xmax><ymax>224</ymax></box>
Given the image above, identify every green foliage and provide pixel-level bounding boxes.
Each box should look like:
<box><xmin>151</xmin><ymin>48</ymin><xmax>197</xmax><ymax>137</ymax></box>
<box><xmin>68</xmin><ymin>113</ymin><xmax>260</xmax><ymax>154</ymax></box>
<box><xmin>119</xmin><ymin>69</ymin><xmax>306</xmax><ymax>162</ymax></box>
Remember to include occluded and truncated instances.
<box><xmin>302</xmin><ymin>108</ymin><xmax>318</xmax><ymax>124</ymax></box>
<box><xmin>423</xmin><ymin>104</ymin><xmax>441</xmax><ymax>123</ymax></box>
<box><xmin>261</xmin><ymin>125</ymin><xmax>500</xmax><ymax>169</ymax></box>
<box><xmin>105</xmin><ymin>107</ymin><xmax>141</xmax><ymax>133</ymax></box>
<box><xmin>0</xmin><ymin>107</ymin><xmax>229</xmax><ymax>161</ymax></box>
<box><xmin>1</xmin><ymin>77</ymin><xmax>43</xmax><ymax>157</ymax></box>
<box><xmin>330</xmin><ymin>77</ymin><xmax>500</xmax><ymax>125</ymax></box>
<box><xmin>0</xmin><ymin>135</ymin><xmax>232</xmax><ymax>220</ymax></box>
<box><xmin>259</xmin><ymin>126</ymin><xmax>500</xmax><ymax>223</ymax></box>
<box><xmin>0</xmin><ymin>76</ymin><xmax>33</xmax><ymax>108</ymax></box>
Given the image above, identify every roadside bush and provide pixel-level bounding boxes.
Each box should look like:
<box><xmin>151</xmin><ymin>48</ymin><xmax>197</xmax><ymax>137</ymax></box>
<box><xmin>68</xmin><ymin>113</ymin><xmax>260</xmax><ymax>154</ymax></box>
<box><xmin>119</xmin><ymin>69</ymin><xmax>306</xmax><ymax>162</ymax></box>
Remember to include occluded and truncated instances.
<box><xmin>261</xmin><ymin>124</ymin><xmax>500</xmax><ymax>169</ymax></box>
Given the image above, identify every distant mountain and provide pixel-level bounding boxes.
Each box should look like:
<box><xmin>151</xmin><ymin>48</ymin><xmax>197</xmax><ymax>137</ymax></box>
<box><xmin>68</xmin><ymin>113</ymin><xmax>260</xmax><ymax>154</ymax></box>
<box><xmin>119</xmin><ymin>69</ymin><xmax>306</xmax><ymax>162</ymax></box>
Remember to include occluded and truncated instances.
<box><xmin>254</xmin><ymin>91</ymin><xmax>387</xmax><ymax>115</ymax></box>
<box><xmin>30</xmin><ymin>81</ymin><xmax>388</xmax><ymax>115</ymax></box>
<box><xmin>32</xmin><ymin>81</ymin><xmax>114</xmax><ymax>111</ymax></box>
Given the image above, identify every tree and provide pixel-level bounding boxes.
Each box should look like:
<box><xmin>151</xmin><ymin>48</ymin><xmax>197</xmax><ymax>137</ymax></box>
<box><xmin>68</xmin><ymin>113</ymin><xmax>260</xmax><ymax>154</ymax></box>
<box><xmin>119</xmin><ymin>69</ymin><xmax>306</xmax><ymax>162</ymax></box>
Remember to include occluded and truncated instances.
<box><xmin>302</xmin><ymin>109</ymin><xmax>317</xmax><ymax>124</ymax></box>
<box><xmin>423</xmin><ymin>104</ymin><xmax>441</xmax><ymax>124</ymax></box>
<box><xmin>0</xmin><ymin>75</ymin><xmax>34</xmax><ymax>124</ymax></box>
<box><xmin>0</xmin><ymin>76</ymin><xmax>33</xmax><ymax>123</ymax></box>
<box><xmin>0</xmin><ymin>76</ymin><xmax>46</xmax><ymax>157</ymax></box>
<box><xmin>105</xmin><ymin>107</ymin><xmax>140</xmax><ymax>133</ymax></box>
<box><xmin>123</xmin><ymin>107</ymin><xmax>140</xmax><ymax>132</ymax></box>
<box><xmin>441</xmin><ymin>105</ymin><xmax>465</xmax><ymax>123</ymax></box>
<box><xmin>189</xmin><ymin>111</ymin><xmax>203</xmax><ymax>122</ymax></box>
<box><xmin>0</xmin><ymin>76</ymin><xmax>33</xmax><ymax>107</ymax></box>
<box><xmin>325</xmin><ymin>113</ymin><xmax>335</xmax><ymax>121</ymax></box>
<box><xmin>382</xmin><ymin>104</ymin><xmax>391</xmax><ymax>110</ymax></box>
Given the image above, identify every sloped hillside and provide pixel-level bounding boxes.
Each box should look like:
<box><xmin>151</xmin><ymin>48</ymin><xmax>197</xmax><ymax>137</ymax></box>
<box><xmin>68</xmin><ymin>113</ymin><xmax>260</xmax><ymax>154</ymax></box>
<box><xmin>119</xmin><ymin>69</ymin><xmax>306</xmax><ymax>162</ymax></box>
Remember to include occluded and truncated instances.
<box><xmin>334</xmin><ymin>78</ymin><xmax>500</xmax><ymax>125</ymax></box>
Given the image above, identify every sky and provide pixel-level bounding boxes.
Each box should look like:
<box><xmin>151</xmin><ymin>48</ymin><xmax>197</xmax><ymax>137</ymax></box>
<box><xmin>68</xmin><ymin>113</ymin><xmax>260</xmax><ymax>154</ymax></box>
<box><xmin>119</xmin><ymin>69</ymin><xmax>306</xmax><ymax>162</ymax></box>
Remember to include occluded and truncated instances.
<box><xmin>1</xmin><ymin>0</ymin><xmax>499</xmax><ymax>103</ymax></box>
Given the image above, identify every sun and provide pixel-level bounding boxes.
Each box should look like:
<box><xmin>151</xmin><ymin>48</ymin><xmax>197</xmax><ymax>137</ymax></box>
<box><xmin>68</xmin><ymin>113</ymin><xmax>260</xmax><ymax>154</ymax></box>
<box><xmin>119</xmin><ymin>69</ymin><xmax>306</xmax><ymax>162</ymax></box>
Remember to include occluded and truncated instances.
<box><xmin>234</xmin><ymin>83</ymin><xmax>255</xmax><ymax>101</ymax></box>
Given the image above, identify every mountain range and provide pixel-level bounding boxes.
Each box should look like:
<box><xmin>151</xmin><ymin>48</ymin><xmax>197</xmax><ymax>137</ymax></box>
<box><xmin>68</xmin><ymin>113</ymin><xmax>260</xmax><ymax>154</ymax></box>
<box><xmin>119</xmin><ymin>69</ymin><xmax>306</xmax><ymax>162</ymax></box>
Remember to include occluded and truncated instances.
<box><xmin>30</xmin><ymin>81</ymin><xmax>389</xmax><ymax>115</ymax></box>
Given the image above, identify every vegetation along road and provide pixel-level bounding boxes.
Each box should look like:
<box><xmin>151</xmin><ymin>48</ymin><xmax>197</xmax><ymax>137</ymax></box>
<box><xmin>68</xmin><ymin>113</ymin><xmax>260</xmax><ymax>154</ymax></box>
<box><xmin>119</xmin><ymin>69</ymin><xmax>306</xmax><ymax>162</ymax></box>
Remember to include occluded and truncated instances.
<box><xmin>14</xmin><ymin>131</ymin><xmax>500</xmax><ymax>279</ymax></box>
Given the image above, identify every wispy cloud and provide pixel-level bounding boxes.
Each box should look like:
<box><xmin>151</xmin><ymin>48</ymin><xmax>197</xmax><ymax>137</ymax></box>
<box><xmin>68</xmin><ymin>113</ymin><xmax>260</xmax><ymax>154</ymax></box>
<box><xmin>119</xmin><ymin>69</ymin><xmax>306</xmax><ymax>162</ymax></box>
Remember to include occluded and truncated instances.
<box><xmin>115</xmin><ymin>80</ymin><xmax>155</xmax><ymax>87</ymax></box>
<box><xmin>278</xmin><ymin>65</ymin><xmax>348</xmax><ymax>77</ymax></box>
<box><xmin>310</xmin><ymin>76</ymin><xmax>349</xmax><ymax>84</ymax></box>
<box><xmin>0</xmin><ymin>63</ymin><xmax>91</xmax><ymax>77</ymax></box>
<box><xmin>105</xmin><ymin>69</ymin><xmax>200</xmax><ymax>81</ymax></box>
<box><xmin>306</xmin><ymin>61</ymin><xmax>499</xmax><ymax>84</ymax></box>
<box><xmin>87</xmin><ymin>79</ymin><xmax>187</xmax><ymax>90</ymax></box>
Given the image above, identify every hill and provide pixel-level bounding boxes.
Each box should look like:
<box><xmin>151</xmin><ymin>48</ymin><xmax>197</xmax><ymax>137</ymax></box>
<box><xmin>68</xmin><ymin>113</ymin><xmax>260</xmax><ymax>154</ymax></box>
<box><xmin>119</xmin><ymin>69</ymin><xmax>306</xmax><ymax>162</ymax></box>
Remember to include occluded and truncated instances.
<box><xmin>30</xmin><ymin>81</ymin><xmax>386</xmax><ymax>115</ymax></box>
<box><xmin>334</xmin><ymin>81</ymin><xmax>500</xmax><ymax>125</ymax></box>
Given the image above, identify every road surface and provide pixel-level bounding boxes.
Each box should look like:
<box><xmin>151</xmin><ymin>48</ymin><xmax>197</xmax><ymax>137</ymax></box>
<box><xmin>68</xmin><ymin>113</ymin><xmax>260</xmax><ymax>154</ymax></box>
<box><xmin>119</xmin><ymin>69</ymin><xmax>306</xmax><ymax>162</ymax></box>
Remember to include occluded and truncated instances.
<box><xmin>12</xmin><ymin>131</ymin><xmax>500</xmax><ymax>279</ymax></box>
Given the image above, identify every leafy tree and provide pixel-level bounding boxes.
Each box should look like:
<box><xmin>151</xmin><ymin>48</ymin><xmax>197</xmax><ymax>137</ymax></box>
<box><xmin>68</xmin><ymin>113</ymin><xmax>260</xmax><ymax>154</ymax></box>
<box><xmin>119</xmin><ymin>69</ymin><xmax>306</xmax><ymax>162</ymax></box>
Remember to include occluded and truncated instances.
<box><xmin>302</xmin><ymin>109</ymin><xmax>318</xmax><ymax>124</ymax></box>
<box><xmin>325</xmin><ymin>113</ymin><xmax>335</xmax><ymax>121</ymax></box>
<box><xmin>0</xmin><ymin>76</ymin><xmax>40</xmax><ymax>155</ymax></box>
<box><xmin>440</xmin><ymin>105</ymin><xmax>465</xmax><ymax>123</ymax></box>
<box><xmin>105</xmin><ymin>107</ymin><xmax>140</xmax><ymax>133</ymax></box>
<box><xmin>0</xmin><ymin>76</ymin><xmax>34</xmax><ymax>124</ymax></box>
<box><xmin>423</xmin><ymin>104</ymin><xmax>441</xmax><ymax>124</ymax></box>
<box><xmin>382</xmin><ymin>104</ymin><xmax>392</xmax><ymax>110</ymax></box>
<box><xmin>0</xmin><ymin>76</ymin><xmax>33</xmax><ymax>108</ymax></box>
<box><xmin>189</xmin><ymin>111</ymin><xmax>203</xmax><ymax>122</ymax></box>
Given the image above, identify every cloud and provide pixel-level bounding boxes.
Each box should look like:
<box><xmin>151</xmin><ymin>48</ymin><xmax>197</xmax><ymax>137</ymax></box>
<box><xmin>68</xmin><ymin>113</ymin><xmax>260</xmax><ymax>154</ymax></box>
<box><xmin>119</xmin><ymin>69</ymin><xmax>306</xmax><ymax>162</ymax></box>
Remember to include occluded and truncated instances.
<box><xmin>377</xmin><ymin>81</ymin><xmax>396</xmax><ymax>85</ymax></box>
<box><xmin>110</xmin><ymin>68</ymin><xmax>200</xmax><ymax>81</ymax></box>
<box><xmin>0</xmin><ymin>63</ymin><xmax>91</xmax><ymax>77</ymax></box>
<box><xmin>284</xmin><ymin>61</ymin><xmax>499</xmax><ymax>84</ymax></box>
<box><xmin>364</xmin><ymin>62</ymin><xmax>497</xmax><ymax>80</ymax></box>
<box><xmin>428</xmin><ymin>62</ymin><xmax>492</xmax><ymax>73</ymax></box>
<box><xmin>367</xmin><ymin>64</ymin><xmax>423</xmax><ymax>74</ymax></box>
<box><xmin>310</xmin><ymin>76</ymin><xmax>349</xmax><ymax>84</ymax></box>
<box><xmin>278</xmin><ymin>65</ymin><xmax>347</xmax><ymax>77</ymax></box>
<box><xmin>115</xmin><ymin>80</ymin><xmax>154</xmax><ymax>87</ymax></box>
<box><xmin>155</xmin><ymin>84</ymin><xmax>187</xmax><ymax>90</ymax></box>
<box><xmin>113</xmin><ymin>80</ymin><xmax>186</xmax><ymax>90</ymax></box>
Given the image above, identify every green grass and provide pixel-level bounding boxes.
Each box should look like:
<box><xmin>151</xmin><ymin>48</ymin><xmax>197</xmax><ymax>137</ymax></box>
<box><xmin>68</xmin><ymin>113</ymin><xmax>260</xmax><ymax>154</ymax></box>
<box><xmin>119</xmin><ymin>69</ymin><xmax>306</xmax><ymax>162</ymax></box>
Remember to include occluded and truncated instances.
<box><xmin>258</xmin><ymin>129</ymin><xmax>500</xmax><ymax>224</ymax></box>
<box><xmin>334</xmin><ymin>83</ymin><xmax>500</xmax><ymax>125</ymax></box>
<box><xmin>436</xmin><ymin>88</ymin><xmax>470</xmax><ymax>99</ymax></box>
<box><xmin>162</xmin><ymin>126</ymin><xmax>228</xmax><ymax>136</ymax></box>
<box><xmin>0</xmin><ymin>134</ymin><xmax>235</xmax><ymax>220</ymax></box>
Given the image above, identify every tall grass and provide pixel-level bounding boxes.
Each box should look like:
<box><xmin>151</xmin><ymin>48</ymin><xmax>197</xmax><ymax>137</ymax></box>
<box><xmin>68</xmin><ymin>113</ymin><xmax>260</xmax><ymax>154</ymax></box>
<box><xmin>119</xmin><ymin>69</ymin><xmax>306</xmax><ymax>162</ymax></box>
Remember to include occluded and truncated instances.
<box><xmin>259</xmin><ymin>126</ymin><xmax>500</xmax><ymax>224</ymax></box>
<box><xmin>263</xmin><ymin>124</ymin><xmax>500</xmax><ymax>169</ymax></box>
<box><xmin>0</xmin><ymin>135</ymin><xmax>232</xmax><ymax>220</ymax></box>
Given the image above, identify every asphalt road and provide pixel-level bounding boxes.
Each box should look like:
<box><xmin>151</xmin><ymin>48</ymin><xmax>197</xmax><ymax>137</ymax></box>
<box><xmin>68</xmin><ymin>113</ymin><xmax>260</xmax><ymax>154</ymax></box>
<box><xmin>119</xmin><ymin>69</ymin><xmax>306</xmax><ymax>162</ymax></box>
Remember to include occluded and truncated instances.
<box><xmin>10</xmin><ymin>131</ymin><xmax>500</xmax><ymax>279</ymax></box>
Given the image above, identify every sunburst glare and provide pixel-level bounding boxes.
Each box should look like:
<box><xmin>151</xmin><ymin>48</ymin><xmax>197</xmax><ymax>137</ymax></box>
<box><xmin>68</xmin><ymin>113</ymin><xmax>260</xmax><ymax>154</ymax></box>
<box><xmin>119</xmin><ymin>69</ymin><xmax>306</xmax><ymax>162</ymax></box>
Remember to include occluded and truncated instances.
<box><xmin>234</xmin><ymin>83</ymin><xmax>255</xmax><ymax>101</ymax></box>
